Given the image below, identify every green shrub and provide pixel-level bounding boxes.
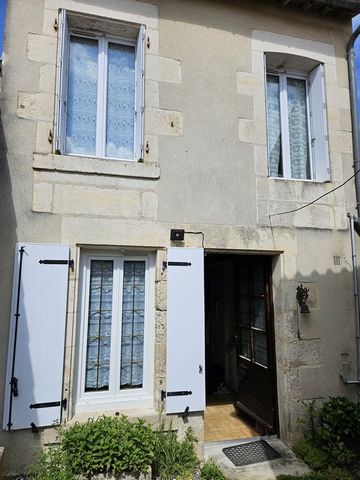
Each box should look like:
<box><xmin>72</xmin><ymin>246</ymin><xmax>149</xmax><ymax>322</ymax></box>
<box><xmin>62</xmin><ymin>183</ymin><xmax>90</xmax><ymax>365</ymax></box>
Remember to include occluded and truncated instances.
<box><xmin>200</xmin><ymin>458</ymin><xmax>226</xmax><ymax>480</ymax></box>
<box><xmin>318</xmin><ymin>397</ymin><xmax>360</xmax><ymax>460</ymax></box>
<box><xmin>293</xmin><ymin>439</ymin><xmax>328</xmax><ymax>470</ymax></box>
<box><xmin>277</xmin><ymin>467</ymin><xmax>355</xmax><ymax>480</ymax></box>
<box><xmin>152</xmin><ymin>426</ymin><xmax>199</xmax><ymax>479</ymax></box>
<box><xmin>60</xmin><ymin>415</ymin><xmax>156</xmax><ymax>476</ymax></box>
<box><xmin>28</xmin><ymin>446</ymin><xmax>74</xmax><ymax>480</ymax></box>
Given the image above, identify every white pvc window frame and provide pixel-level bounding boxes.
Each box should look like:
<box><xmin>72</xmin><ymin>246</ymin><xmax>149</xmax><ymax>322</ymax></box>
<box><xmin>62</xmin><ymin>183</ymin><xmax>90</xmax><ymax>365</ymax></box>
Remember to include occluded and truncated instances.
<box><xmin>266</xmin><ymin>71</ymin><xmax>313</xmax><ymax>181</ymax></box>
<box><xmin>76</xmin><ymin>251</ymin><xmax>155</xmax><ymax>413</ymax></box>
<box><xmin>56</xmin><ymin>10</ymin><xmax>145</xmax><ymax>162</ymax></box>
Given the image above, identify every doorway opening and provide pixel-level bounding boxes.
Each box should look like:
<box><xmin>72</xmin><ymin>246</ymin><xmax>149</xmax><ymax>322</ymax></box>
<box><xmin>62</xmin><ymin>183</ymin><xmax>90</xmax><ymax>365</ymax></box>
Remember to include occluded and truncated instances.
<box><xmin>204</xmin><ymin>253</ymin><xmax>278</xmax><ymax>442</ymax></box>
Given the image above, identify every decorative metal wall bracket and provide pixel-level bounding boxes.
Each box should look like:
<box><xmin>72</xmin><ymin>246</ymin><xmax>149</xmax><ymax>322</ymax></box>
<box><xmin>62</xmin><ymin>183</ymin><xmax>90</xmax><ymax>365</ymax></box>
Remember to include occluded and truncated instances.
<box><xmin>296</xmin><ymin>284</ymin><xmax>310</xmax><ymax>313</ymax></box>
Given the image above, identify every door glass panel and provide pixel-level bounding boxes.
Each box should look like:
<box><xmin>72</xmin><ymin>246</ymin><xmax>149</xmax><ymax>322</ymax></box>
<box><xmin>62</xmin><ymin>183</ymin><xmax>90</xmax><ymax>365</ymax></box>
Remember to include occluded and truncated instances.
<box><xmin>254</xmin><ymin>332</ymin><xmax>268</xmax><ymax>367</ymax></box>
<box><xmin>120</xmin><ymin>261</ymin><xmax>145</xmax><ymax>389</ymax></box>
<box><xmin>253</xmin><ymin>298</ymin><xmax>266</xmax><ymax>331</ymax></box>
<box><xmin>66</xmin><ymin>36</ymin><xmax>98</xmax><ymax>156</ymax></box>
<box><xmin>239</xmin><ymin>297</ymin><xmax>250</xmax><ymax>326</ymax></box>
<box><xmin>85</xmin><ymin>260</ymin><xmax>113</xmax><ymax>391</ymax></box>
<box><xmin>239</xmin><ymin>265</ymin><xmax>248</xmax><ymax>295</ymax></box>
<box><xmin>253</xmin><ymin>264</ymin><xmax>265</xmax><ymax>295</ymax></box>
<box><xmin>106</xmin><ymin>43</ymin><xmax>136</xmax><ymax>160</ymax></box>
<box><xmin>240</xmin><ymin>327</ymin><xmax>251</xmax><ymax>360</ymax></box>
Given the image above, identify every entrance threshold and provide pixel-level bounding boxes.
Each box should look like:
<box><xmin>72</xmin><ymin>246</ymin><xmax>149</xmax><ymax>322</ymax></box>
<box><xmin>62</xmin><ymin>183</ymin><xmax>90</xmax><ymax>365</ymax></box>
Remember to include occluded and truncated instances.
<box><xmin>205</xmin><ymin>395</ymin><xmax>258</xmax><ymax>442</ymax></box>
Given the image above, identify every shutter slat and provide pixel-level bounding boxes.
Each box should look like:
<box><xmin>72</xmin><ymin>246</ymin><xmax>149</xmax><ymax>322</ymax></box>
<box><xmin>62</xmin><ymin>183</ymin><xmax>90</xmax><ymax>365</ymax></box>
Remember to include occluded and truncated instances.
<box><xmin>3</xmin><ymin>244</ymin><xmax>69</xmax><ymax>430</ymax></box>
<box><xmin>309</xmin><ymin>64</ymin><xmax>330</xmax><ymax>182</ymax></box>
<box><xmin>165</xmin><ymin>248</ymin><xmax>205</xmax><ymax>414</ymax></box>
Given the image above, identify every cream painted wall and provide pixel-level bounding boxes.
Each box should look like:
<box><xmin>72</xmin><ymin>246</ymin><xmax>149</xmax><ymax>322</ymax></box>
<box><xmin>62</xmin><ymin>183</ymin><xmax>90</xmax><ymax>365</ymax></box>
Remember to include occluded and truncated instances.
<box><xmin>0</xmin><ymin>0</ymin><xmax>358</xmax><ymax>473</ymax></box>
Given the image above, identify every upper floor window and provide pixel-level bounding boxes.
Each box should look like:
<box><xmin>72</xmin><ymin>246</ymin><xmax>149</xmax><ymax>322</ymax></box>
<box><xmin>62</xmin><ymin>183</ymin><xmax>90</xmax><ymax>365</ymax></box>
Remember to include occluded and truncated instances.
<box><xmin>265</xmin><ymin>53</ymin><xmax>330</xmax><ymax>182</ymax></box>
<box><xmin>55</xmin><ymin>10</ymin><xmax>145</xmax><ymax>162</ymax></box>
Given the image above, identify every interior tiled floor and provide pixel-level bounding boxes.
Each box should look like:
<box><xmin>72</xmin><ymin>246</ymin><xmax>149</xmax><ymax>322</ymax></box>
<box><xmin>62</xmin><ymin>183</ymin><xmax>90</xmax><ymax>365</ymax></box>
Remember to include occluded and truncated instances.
<box><xmin>204</xmin><ymin>398</ymin><xmax>258</xmax><ymax>442</ymax></box>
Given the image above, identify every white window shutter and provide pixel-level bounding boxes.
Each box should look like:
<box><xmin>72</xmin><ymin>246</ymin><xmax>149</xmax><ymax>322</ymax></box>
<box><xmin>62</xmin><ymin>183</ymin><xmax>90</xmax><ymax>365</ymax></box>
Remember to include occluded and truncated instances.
<box><xmin>308</xmin><ymin>64</ymin><xmax>330</xmax><ymax>182</ymax></box>
<box><xmin>55</xmin><ymin>10</ymin><xmax>69</xmax><ymax>154</ymax></box>
<box><xmin>165</xmin><ymin>248</ymin><xmax>205</xmax><ymax>414</ymax></box>
<box><xmin>134</xmin><ymin>25</ymin><xmax>145</xmax><ymax>162</ymax></box>
<box><xmin>3</xmin><ymin>244</ymin><xmax>70</xmax><ymax>431</ymax></box>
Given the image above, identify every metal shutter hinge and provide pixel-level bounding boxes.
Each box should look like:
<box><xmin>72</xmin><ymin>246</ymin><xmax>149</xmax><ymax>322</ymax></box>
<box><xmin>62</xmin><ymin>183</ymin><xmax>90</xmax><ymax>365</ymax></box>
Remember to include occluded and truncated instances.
<box><xmin>39</xmin><ymin>259</ymin><xmax>74</xmax><ymax>271</ymax></box>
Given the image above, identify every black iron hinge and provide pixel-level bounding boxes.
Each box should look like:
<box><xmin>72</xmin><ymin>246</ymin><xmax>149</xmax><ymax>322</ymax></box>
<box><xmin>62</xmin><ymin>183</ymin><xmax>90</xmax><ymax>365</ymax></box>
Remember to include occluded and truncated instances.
<box><xmin>161</xmin><ymin>390</ymin><xmax>192</xmax><ymax>401</ymax></box>
<box><xmin>29</xmin><ymin>398</ymin><xmax>67</xmax><ymax>410</ymax></box>
<box><xmin>163</xmin><ymin>261</ymin><xmax>192</xmax><ymax>270</ymax></box>
<box><xmin>39</xmin><ymin>259</ymin><xmax>74</xmax><ymax>271</ymax></box>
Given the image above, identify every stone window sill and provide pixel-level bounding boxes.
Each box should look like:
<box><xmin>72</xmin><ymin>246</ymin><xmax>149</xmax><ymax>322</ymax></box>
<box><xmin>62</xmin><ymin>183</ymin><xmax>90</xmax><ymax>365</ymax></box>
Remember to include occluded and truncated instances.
<box><xmin>33</xmin><ymin>153</ymin><xmax>160</xmax><ymax>179</ymax></box>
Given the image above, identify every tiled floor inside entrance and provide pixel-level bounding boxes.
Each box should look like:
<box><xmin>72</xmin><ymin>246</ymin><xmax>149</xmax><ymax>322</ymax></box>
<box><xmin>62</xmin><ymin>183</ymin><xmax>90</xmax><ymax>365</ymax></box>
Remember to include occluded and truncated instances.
<box><xmin>205</xmin><ymin>397</ymin><xmax>258</xmax><ymax>442</ymax></box>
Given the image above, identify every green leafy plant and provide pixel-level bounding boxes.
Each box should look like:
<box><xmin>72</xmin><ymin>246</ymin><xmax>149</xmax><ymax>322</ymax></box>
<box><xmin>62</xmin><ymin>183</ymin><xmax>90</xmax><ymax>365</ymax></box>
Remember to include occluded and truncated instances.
<box><xmin>28</xmin><ymin>446</ymin><xmax>74</xmax><ymax>480</ymax></box>
<box><xmin>293</xmin><ymin>438</ymin><xmax>328</xmax><ymax>471</ymax></box>
<box><xmin>297</xmin><ymin>400</ymin><xmax>319</xmax><ymax>442</ymax></box>
<box><xmin>288</xmin><ymin>397</ymin><xmax>360</xmax><ymax>480</ymax></box>
<box><xmin>200</xmin><ymin>458</ymin><xmax>226</xmax><ymax>480</ymax></box>
<box><xmin>152</xmin><ymin>425</ymin><xmax>200</xmax><ymax>479</ymax></box>
<box><xmin>319</xmin><ymin>397</ymin><xmax>360</xmax><ymax>445</ymax></box>
<box><xmin>60</xmin><ymin>415</ymin><xmax>156</xmax><ymax>476</ymax></box>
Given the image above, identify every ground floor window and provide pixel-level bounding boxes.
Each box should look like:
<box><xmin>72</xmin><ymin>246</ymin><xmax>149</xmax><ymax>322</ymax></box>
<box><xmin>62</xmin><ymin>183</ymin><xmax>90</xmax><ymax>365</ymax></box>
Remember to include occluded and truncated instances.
<box><xmin>76</xmin><ymin>252</ymin><xmax>154</xmax><ymax>411</ymax></box>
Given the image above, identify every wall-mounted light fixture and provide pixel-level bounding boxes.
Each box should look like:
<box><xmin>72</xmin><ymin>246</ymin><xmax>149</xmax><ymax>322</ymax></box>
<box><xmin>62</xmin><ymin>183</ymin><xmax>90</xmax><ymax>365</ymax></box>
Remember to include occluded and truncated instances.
<box><xmin>170</xmin><ymin>229</ymin><xmax>185</xmax><ymax>241</ymax></box>
<box><xmin>296</xmin><ymin>284</ymin><xmax>310</xmax><ymax>313</ymax></box>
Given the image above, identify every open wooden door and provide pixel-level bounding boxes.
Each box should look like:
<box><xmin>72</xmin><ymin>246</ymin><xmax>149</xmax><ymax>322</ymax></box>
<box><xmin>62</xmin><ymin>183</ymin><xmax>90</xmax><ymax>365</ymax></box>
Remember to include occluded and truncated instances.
<box><xmin>235</xmin><ymin>257</ymin><xmax>277</xmax><ymax>433</ymax></box>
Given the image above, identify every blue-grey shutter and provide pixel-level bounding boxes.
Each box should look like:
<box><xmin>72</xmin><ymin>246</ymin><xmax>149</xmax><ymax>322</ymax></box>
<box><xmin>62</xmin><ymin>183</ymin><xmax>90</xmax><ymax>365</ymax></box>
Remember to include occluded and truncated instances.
<box><xmin>165</xmin><ymin>248</ymin><xmax>205</xmax><ymax>414</ymax></box>
<box><xmin>3</xmin><ymin>244</ymin><xmax>69</xmax><ymax>430</ymax></box>
<box><xmin>308</xmin><ymin>64</ymin><xmax>330</xmax><ymax>182</ymax></box>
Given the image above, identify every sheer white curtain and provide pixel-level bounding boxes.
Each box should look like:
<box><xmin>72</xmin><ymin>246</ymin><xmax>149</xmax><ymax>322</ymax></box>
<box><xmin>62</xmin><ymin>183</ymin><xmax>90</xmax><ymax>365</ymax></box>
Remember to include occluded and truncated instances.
<box><xmin>84</xmin><ymin>259</ymin><xmax>145</xmax><ymax>392</ymax></box>
<box><xmin>266</xmin><ymin>74</ymin><xmax>311</xmax><ymax>180</ymax></box>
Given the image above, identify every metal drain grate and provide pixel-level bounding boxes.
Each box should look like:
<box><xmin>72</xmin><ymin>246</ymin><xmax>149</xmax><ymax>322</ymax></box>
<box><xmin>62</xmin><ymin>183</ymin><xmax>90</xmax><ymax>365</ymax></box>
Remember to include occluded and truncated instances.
<box><xmin>222</xmin><ymin>440</ymin><xmax>281</xmax><ymax>467</ymax></box>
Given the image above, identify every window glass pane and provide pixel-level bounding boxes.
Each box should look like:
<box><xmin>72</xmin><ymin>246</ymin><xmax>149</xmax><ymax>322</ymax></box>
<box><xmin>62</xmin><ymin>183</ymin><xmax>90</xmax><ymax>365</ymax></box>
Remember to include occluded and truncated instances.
<box><xmin>106</xmin><ymin>43</ymin><xmax>136</xmax><ymax>160</ymax></box>
<box><xmin>266</xmin><ymin>75</ymin><xmax>282</xmax><ymax>178</ymax></box>
<box><xmin>120</xmin><ymin>261</ymin><xmax>145</xmax><ymax>389</ymax></box>
<box><xmin>254</xmin><ymin>332</ymin><xmax>268</xmax><ymax>367</ymax></box>
<box><xmin>66</xmin><ymin>36</ymin><xmax>98</xmax><ymax>156</ymax></box>
<box><xmin>85</xmin><ymin>260</ymin><xmax>113</xmax><ymax>392</ymax></box>
<box><xmin>240</xmin><ymin>327</ymin><xmax>251</xmax><ymax>360</ymax></box>
<box><xmin>287</xmin><ymin>77</ymin><xmax>311</xmax><ymax>180</ymax></box>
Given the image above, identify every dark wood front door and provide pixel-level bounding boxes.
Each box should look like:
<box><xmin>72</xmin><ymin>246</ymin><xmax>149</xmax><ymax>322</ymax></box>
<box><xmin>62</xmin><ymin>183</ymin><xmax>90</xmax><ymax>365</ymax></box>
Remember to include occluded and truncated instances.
<box><xmin>235</xmin><ymin>257</ymin><xmax>277</xmax><ymax>433</ymax></box>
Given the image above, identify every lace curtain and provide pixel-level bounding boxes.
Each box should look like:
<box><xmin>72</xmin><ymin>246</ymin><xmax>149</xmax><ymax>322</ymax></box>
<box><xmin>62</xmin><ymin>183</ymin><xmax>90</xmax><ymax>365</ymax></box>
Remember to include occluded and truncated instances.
<box><xmin>106</xmin><ymin>43</ymin><xmax>135</xmax><ymax>160</ymax></box>
<box><xmin>287</xmin><ymin>77</ymin><xmax>310</xmax><ymax>179</ymax></box>
<box><xmin>66</xmin><ymin>37</ymin><xmax>98</xmax><ymax>156</ymax></box>
<box><xmin>66</xmin><ymin>37</ymin><xmax>136</xmax><ymax>159</ymax></box>
<box><xmin>266</xmin><ymin>74</ymin><xmax>310</xmax><ymax>180</ymax></box>
<box><xmin>266</xmin><ymin>75</ymin><xmax>282</xmax><ymax>177</ymax></box>
<box><xmin>85</xmin><ymin>260</ymin><xmax>145</xmax><ymax>392</ymax></box>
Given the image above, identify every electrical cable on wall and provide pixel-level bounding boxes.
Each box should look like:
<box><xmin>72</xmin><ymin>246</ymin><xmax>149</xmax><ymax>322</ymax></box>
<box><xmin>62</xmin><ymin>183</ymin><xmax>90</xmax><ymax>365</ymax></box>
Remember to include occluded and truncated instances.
<box><xmin>269</xmin><ymin>169</ymin><xmax>360</xmax><ymax>218</ymax></box>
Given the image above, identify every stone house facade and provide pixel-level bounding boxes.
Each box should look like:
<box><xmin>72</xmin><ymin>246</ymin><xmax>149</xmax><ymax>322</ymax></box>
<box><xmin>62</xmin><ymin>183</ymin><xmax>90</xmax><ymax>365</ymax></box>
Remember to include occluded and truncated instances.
<box><xmin>1</xmin><ymin>0</ymin><xmax>360</xmax><ymax>473</ymax></box>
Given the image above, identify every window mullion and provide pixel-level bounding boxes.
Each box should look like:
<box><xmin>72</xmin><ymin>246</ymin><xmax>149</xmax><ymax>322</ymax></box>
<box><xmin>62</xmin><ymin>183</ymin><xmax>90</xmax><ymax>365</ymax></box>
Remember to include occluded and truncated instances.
<box><xmin>279</xmin><ymin>74</ymin><xmax>291</xmax><ymax>179</ymax></box>
<box><xmin>107</xmin><ymin>258</ymin><xmax>120</xmax><ymax>395</ymax></box>
<box><xmin>96</xmin><ymin>37</ymin><xmax>107</xmax><ymax>158</ymax></box>
<box><xmin>115</xmin><ymin>257</ymin><xmax>125</xmax><ymax>394</ymax></box>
